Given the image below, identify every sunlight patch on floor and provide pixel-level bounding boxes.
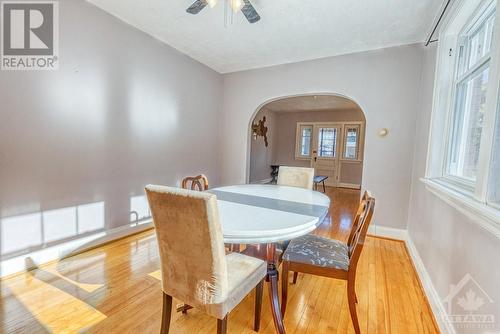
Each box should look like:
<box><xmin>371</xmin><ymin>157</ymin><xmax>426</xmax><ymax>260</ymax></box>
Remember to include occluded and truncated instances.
<box><xmin>148</xmin><ymin>269</ymin><xmax>161</xmax><ymax>280</ymax></box>
<box><xmin>43</xmin><ymin>265</ymin><xmax>104</xmax><ymax>293</ymax></box>
<box><xmin>4</xmin><ymin>273</ymin><xmax>106</xmax><ymax>333</ymax></box>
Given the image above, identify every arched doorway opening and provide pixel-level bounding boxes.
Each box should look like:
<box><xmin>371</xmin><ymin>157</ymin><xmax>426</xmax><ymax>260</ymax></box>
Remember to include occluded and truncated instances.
<box><xmin>247</xmin><ymin>94</ymin><xmax>366</xmax><ymax>190</ymax></box>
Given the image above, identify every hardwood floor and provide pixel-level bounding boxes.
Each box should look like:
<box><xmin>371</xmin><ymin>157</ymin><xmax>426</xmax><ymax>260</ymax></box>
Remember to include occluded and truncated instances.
<box><xmin>0</xmin><ymin>187</ymin><xmax>439</xmax><ymax>334</ymax></box>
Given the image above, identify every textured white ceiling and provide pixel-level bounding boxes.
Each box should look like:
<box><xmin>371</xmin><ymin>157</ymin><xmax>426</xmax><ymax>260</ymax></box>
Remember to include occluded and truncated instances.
<box><xmin>266</xmin><ymin>95</ymin><xmax>359</xmax><ymax>113</ymax></box>
<box><xmin>86</xmin><ymin>0</ymin><xmax>443</xmax><ymax>73</ymax></box>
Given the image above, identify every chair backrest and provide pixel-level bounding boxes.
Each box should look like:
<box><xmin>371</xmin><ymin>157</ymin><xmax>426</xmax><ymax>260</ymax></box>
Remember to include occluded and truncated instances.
<box><xmin>347</xmin><ymin>192</ymin><xmax>375</xmax><ymax>272</ymax></box>
<box><xmin>145</xmin><ymin>185</ymin><xmax>228</xmax><ymax>307</ymax></box>
<box><xmin>181</xmin><ymin>174</ymin><xmax>209</xmax><ymax>191</ymax></box>
<box><xmin>347</xmin><ymin>191</ymin><xmax>370</xmax><ymax>249</ymax></box>
<box><xmin>277</xmin><ymin>166</ymin><xmax>314</xmax><ymax>189</ymax></box>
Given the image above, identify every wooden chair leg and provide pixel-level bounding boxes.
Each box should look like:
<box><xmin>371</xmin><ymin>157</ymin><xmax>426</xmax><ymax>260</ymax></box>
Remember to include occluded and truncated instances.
<box><xmin>217</xmin><ymin>315</ymin><xmax>228</xmax><ymax>334</ymax></box>
<box><xmin>347</xmin><ymin>279</ymin><xmax>360</xmax><ymax>334</ymax></box>
<box><xmin>281</xmin><ymin>261</ymin><xmax>289</xmax><ymax>317</ymax></box>
<box><xmin>292</xmin><ymin>271</ymin><xmax>298</xmax><ymax>284</ymax></box>
<box><xmin>355</xmin><ymin>292</ymin><xmax>358</xmax><ymax>304</ymax></box>
<box><xmin>254</xmin><ymin>279</ymin><xmax>264</xmax><ymax>331</ymax></box>
<box><xmin>161</xmin><ymin>293</ymin><xmax>173</xmax><ymax>334</ymax></box>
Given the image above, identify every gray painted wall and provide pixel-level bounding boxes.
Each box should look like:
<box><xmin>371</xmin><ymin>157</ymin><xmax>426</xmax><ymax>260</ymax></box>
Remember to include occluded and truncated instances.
<box><xmin>220</xmin><ymin>44</ymin><xmax>423</xmax><ymax>230</ymax></box>
<box><xmin>0</xmin><ymin>0</ymin><xmax>222</xmax><ymax>260</ymax></box>
<box><xmin>408</xmin><ymin>44</ymin><xmax>500</xmax><ymax>333</ymax></box>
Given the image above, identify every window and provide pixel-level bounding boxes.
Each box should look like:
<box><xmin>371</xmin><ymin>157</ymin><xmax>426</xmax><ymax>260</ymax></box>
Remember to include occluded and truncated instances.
<box><xmin>425</xmin><ymin>0</ymin><xmax>500</xmax><ymax>230</ymax></box>
<box><xmin>296</xmin><ymin>124</ymin><xmax>313</xmax><ymax>158</ymax></box>
<box><xmin>343</xmin><ymin>125</ymin><xmax>360</xmax><ymax>160</ymax></box>
<box><xmin>317</xmin><ymin>127</ymin><xmax>337</xmax><ymax>157</ymax></box>
<box><xmin>446</xmin><ymin>9</ymin><xmax>495</xmax><ymax>184</ymax></box>
<box><xmin>300</xmin><ymin>126</ymin><xmax>312</xmax><ymax>156</ymax></box>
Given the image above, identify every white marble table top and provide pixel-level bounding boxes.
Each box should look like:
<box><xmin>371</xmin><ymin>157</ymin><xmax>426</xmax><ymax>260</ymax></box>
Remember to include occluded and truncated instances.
<box><xmin>209</xmin><ymin>184</ymin><xmax>331</xmax><ymax>244</ymax></box>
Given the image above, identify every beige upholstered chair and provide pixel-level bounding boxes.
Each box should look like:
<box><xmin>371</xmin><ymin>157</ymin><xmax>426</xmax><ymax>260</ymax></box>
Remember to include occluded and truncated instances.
<box><xmin>277</xmin><ymin>166</ymin><xmax>315</xmax><ymax>190</ymax></box>
<box><xmin>145</xmin><ymin>185</ymin><xmax>267</xmax><ymax>334</ymax></box>
<box><xmin>281</xmin><ymin>192</ymin><xmax>375</xmax><ymax>334</ymax></box>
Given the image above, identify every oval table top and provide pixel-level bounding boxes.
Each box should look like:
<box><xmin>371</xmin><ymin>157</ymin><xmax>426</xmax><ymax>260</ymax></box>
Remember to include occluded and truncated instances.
<box><xmin>209</xmin><ymin>184</ymin><xmax>331</xmax><ymax>244</ymax></box>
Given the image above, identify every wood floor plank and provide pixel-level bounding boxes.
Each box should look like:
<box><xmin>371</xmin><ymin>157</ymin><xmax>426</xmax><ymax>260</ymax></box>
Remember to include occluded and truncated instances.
<box><xmin>0</xmin><ymin>187</ymin><xmax>439</xmax><ymax>334</ymax></box>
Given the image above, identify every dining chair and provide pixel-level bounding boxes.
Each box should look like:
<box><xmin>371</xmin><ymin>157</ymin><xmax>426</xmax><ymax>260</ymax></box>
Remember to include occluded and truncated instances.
<box><xmin>178</xmin><ymin>174</ymin><xmax>241</xmax><ymax>315</ymax></box>
<box><xmin>145</xmin><ymin>185</ymin><xmax>267</xmax><ymax>334</ymax></box>
<box><xmin>289</xmin><ymin>191</ymin><xmax>370</xmax><ymax>285</ymax></box>
<box><xmin>280</xmin><ymin>192</ymin><xmax>375</xmax><ymax>334</ymax></box>
<box><xmin>277</xmin><ymin>166</ymin><xmax>315</xmax><ymax>189</ymax></box>
<box><xmin>181</xmin><ymin>174</ymin><xmax>209</xmax><ymax>191</ymax></box>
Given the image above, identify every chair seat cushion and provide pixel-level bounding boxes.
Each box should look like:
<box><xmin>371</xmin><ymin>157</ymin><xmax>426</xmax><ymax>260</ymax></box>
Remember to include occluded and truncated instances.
<box><xmin>205</xmin><ymin>252</ymin><xmax>267</xmax><ymax>319</ymax></box>
<box><xmin>283</xmin><ymin>234</ymin><xmax>350</xmax><ymax>271</ymax></box>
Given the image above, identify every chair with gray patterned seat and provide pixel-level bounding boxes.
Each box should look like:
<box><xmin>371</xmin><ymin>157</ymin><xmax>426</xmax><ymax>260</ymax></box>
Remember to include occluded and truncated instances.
<box><xmin>280</xmin><ymin>192</ymin><xmax>375</xmax><ymax>334</ymax></box>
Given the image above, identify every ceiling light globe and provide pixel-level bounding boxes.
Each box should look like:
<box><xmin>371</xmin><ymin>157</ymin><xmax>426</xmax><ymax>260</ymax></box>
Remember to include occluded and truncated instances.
<box><xmin>231</xmin><ymin>0</ymin><xmax>243</xmax><ymax>12</ymax></box>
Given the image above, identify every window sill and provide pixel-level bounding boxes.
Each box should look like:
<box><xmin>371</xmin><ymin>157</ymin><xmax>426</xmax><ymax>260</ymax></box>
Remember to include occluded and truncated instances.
<box><xmin>421</xmin><ymin>178</ymin><xmax>500</xmax><ymax>238</ymax></box>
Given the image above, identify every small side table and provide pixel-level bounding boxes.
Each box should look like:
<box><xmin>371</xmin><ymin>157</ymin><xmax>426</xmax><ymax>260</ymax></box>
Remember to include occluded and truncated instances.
<box><xmin>270</xmin><ymin>165</ymin><xmax>280</xmax><ymax>183</ymax></box>
<box><xmin>313</xmin><ymin>175</ymin><xmax>328</xmax><ymax>192</ymax></box>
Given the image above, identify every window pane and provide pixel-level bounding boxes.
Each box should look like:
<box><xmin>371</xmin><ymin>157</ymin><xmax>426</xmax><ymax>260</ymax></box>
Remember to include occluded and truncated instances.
<box><xmin>488</xmin><ymin>106</ymin><xmax>500</xmax><ymax>207</ymax></box>
<box><xmin>448</xmin><ymin>66</ymin><xmax>489</xmax><ymax>181</ymax></box>
<box><xmin>458</xmin><ymin>11</ymin><xmax>495</xmax><ymax>75</ymax></box>
<box><xmin>318</xmin><ymin>128</ymin><xmax>337</xmax><ymax>157</ymax></box>
<box><xmin>300</xmin><ymin>127</ymin><xmax>311</xmax><ymax>156</ymax></box>
<box><xmin>344</xmin><ymin>127</ymin><xmax>358</xmax><ymax>159</ymax></box>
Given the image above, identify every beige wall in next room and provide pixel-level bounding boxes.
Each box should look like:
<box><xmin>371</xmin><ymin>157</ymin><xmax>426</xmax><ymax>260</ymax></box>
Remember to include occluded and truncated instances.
<box><xmin>249</xmin><ymin>108</ymin><xmax>365</xmax><ymax>185</ymax></box>
<box><xmin>249</xmin><ymin>108</ymin><xmax>278</xmax><ymax>182</ymax></box>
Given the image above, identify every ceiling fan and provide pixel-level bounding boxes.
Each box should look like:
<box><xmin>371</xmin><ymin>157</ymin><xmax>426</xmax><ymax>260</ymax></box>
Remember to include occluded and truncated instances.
<box><xmin>186</xmin><ymin>0</ymin><xmax>261</xmax><ymax>23</ymax></box>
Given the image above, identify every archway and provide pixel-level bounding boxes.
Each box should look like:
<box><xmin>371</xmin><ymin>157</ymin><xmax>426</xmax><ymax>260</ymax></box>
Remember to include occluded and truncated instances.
<box><xmin>247</xmin><ymin>94</ymin><xmax>366</xmax><ymax>190</ymax></box>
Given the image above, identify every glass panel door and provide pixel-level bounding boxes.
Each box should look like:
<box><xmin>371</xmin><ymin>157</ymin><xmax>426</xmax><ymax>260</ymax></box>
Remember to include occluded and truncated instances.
<box><xmin>311</xmin><ymin>124</ymin><xmax>342</xmax><ymax>187</ymax></box>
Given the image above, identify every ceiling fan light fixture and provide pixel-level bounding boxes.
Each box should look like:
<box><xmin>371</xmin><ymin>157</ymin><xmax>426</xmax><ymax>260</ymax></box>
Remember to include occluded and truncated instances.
<box><xmin>230</xmin><ymin>0</ymin><xmax>244</xmax><ymax>12</ymax></box>
<box><xmin>207</xmin><ymin>0</ymin><xmax>218</xmax><ymax>8</ymax></box>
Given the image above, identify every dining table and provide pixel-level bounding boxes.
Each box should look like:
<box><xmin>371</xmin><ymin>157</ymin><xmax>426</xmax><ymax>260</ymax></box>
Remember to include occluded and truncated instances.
<box><xmin>208</xmin><ymin>184</ymin><xmax>331</xmax><ymax>334</ymax></box>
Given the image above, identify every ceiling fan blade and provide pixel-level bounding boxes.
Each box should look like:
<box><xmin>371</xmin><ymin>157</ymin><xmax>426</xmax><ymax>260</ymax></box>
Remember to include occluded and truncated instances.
<box><xmin>186</xmin><ymin>0</ymin><xmax>208</xmax><ymax>14</ymax></box>
<box><xmin>241</xmin><ymin>0</ymin><xmax>260</xmax><ymax>23</ymax></box>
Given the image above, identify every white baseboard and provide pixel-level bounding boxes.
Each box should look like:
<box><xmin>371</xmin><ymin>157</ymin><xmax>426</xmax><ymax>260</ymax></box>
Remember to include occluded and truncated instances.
<box><xmin>0</xmin><ymin>220</ymin><xmax>154</xmax><ymax>278</ymax></box>
<box><xmin>338</xmin><ymin>182</ymin><xmax>362</xmax><ymax>190</ymax></box>
<box><xmin>368</xmin><ymin>225</ymin><xmax>455</xmax><ymax>333</ymax></box>
<box><xmin>405</xmin><ymin>236</ymin><xmax>456</xmax><ymax>334</ymax></box>
<box><xmin>251</xmin><ymin>178</ymin><xmax>273</xmax><ymax>184</ymax></box>
<box><xmin>368</xmin><ymin>224</ymin><xmax>408</xmax><ymax>240</ymax></box>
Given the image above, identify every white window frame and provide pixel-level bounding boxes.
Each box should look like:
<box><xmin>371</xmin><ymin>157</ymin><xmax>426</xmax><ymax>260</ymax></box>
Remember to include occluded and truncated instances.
<box><xmin>295</xmin><ymin>124</ymin><xmax>313</xmax><ymax>159</ymax></box>
<box><xmin>424</xmin><ymin>0</ymin><xmax>500</xmax><ymax>236</ymax></box>
<box><xmin>342</xmin><ymin>123</ymin><xmax>364</xmax><ymax>162</ymax></box>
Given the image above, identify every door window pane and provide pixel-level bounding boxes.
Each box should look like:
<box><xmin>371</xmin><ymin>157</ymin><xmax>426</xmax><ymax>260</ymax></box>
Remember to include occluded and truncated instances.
<box><xmin>318</xmin><ymin>128</ymin><xmax>337</xmax><ymax>157</ymax></box>
<box><xmin>300</xmin><ymin>126</ymin><xmax>312</xmax><ymax>156</ymax></box>
<box><xmin>448</xmin><ymin>66</ymin><xmax>489</xmax><ymax>180</ymax></box>
<box><xmin>344</xmin><ymin>126</ymin><xmax>359</xmax><ymax>159</ymax></box>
